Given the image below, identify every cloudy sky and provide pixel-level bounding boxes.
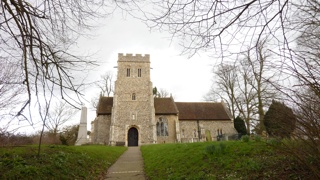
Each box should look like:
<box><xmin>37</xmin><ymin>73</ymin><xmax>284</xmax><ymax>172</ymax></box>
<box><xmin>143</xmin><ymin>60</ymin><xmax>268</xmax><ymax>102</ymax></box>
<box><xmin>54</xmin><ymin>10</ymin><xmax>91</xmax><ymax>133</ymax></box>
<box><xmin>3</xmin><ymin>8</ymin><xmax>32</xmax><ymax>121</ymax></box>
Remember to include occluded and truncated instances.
<box><xmin>10</xmin><ymin>9</ymin><xmax>219</xmax><ymax>133</ymax></box>
<box><xmin>75</xmin><ymin>10</ymin><xmax>218</xmax><ymax>125</ymax></box>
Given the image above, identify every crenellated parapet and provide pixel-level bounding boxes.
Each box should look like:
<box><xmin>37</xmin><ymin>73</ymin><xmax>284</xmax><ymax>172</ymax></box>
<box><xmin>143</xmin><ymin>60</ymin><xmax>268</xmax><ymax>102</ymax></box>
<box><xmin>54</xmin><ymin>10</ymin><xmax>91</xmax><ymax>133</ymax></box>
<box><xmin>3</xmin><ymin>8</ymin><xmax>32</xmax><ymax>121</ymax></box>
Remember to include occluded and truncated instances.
<box><xmin>118</xmin><ymin>53</ymin><xmax>150</xmax><ymax>62</ymax></box>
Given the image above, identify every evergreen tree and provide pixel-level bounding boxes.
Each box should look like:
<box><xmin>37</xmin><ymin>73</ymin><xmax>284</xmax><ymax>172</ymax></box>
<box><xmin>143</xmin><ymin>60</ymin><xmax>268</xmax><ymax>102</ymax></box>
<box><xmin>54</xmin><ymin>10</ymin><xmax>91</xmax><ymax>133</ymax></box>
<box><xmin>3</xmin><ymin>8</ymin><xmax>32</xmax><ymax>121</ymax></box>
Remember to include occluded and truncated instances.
<box><xmin>264</xmin><ymin>100</ymin><xmax>296</xmax><ymax>138</ymax></box>
<box><xmin>153</xmin><ymin>87</ymin><xmax>158</xmax><ymax>97</ymax></box>
<box><xmin>234</xmin><ymin>116</ymin><xmax>247</xmax><ymax>135</ymax></box>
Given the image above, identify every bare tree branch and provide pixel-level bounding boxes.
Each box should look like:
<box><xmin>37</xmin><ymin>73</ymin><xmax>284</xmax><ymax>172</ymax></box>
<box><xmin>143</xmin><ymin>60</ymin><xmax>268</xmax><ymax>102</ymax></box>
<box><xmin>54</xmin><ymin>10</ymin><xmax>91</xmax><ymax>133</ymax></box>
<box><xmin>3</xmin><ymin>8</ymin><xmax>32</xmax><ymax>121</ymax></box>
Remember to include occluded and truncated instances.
<box><xmin>0</xmin><ymin>0</ymin><xmax>116</xmax><ymax>123</ymax></box>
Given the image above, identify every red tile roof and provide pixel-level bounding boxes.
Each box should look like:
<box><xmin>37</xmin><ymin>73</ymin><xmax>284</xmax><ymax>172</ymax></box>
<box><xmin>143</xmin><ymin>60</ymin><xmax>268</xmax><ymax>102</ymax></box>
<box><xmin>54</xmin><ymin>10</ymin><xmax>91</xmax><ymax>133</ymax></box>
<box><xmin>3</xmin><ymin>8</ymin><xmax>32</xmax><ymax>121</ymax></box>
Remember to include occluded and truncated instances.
<box><xmin>154</xmin><ymin>98</ymin><xmax>178</xmax><ymax>115</ymax></box>
<box><xmin>96</xmin><ymin>97</ymin><xmax>231</xmax><ymax>121</ymax></box>
<box><xmin>96</xmin><ymin>97</ymin><xmax>113</xmax><ymax>115</ymax></box>
<box><xmin>175</xmin><ymin>102</ymin><xmax>231</xmax><ymax>120</ymax></box>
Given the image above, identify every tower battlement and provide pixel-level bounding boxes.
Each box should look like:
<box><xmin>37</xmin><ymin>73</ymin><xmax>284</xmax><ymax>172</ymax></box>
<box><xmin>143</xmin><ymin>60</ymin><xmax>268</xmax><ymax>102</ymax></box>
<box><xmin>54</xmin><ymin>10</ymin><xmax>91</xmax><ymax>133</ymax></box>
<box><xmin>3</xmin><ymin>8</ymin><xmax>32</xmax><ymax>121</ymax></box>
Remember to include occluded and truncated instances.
<box><xmin>118</xmin><ymin>53</ymin><xmax>150</xmax><ymax>62</ymax></box>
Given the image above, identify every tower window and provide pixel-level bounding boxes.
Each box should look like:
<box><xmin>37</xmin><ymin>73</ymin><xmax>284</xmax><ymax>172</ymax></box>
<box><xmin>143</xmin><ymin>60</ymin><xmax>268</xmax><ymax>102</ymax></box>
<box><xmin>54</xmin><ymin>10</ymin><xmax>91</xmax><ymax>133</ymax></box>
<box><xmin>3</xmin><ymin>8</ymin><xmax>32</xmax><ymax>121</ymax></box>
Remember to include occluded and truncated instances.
<box><xmin>132</xmin><ymin>93</ymin><xmax>136</xmax><ymax>100</ymax></box>
<box><xmin>138</xmin><ymin>68</ymin><xmax>142</xmax><ymax>77</ymax></box>
<box><xmin>126</xmin><ymin>68</ymin><xmax>130</xmax><ymax>77</ymax></box>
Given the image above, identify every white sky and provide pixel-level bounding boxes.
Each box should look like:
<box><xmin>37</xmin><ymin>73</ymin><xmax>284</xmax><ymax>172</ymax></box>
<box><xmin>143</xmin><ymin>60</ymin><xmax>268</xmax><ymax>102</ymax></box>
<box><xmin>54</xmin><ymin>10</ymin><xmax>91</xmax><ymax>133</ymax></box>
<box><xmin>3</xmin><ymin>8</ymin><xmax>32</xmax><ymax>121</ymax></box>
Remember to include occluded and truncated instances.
<box><xmin>75</xmin><ymin>12</ymin><xmax>217</xmax><ymax>127</ymax></box>
<box><xmin>10</xmin><ymin>10</ymin><xmax>218</xmax><ymax>134</ymax></box>
<box><xmin>3</xmin><ymin>3</ymin><xmax>298</xmax><ymax>135</ymax></box>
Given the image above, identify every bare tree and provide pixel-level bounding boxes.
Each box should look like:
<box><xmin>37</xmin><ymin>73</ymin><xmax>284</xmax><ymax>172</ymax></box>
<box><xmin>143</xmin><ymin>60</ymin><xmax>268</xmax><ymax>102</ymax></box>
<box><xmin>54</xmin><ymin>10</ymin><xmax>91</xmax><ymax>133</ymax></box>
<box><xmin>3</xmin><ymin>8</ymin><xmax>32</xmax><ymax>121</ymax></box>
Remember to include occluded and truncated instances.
<box><xmin>205</xmin><ymin>60</ymin><xmax>256</xmax><ymax>133</ymax></box>
<box><xmin>0</xmin><ymin>58</ymin><xmax>26</xmax><ymax>132</ymax></box>
<box><xmin>153</xmin><ymin>86</ymin><xmax>170</xmax><ymax>98</ymax></box>
<box><xmin>91</xmin><ymin>71</ymin><xmax>114</xmax><ymax>108</ymax></box>
<box><xmin>293</xmin><ymin>88</ymin><xmax>320</xmax><ymax>141</ymax></box>
<box><xmin>0</xmin><ymin>1</ymin><xmax>115</xmax><ymax>123</ymax></box>
<box><xmin>280</xmin><ymin>4</ymin><xmax>320</xmax><ymax>176</ymax></box>
<box><xmin>46</xmin><ymin>101</ymin><xmax>78</xmax><ymax>135</ymax></box>
<box><xmin>205</xmin><ymin>63</ymin><xmax>238</xmax><ymax>120</ymax></box>
<box><xmin>157</xmin><ymin>88</ymin><xmax>170</xmax><ymax>98</ymax></box>
<box><xmin>98</xmin><ymin>71</ymin><xmax>114</xmax><ymax>97</ymax></box>
<box><xmin>206</xmin><ymin>40</ymin><xmax>277</xmax><ymax>134</ymax></box>
<box><xmin>235</xmin><ymin>58</ymin><xmax>257</xmax><ymax>134</ymax></box>
<box><xmin>1</xmin><ymin>0</ymin><xmax>119</xmax><ymax>157</ymax></box>
<box><xmin>243</xmin><ymin>40</ymin><xmax>278</xmax><ymax>134</ymax></box>
<box><xmin>0</xmin><ymin>60</ymin><xmax>24</xmax><ymax>111</ymax></box>
<box><xmin>120</xmin><ymin>1</ymin><xmax>294</xmax><ymax>58</ymax></box>
<box><xmin>283</xmin><ymin>87</ymin><xmax>320</xmax><ymax>178</ymax></box>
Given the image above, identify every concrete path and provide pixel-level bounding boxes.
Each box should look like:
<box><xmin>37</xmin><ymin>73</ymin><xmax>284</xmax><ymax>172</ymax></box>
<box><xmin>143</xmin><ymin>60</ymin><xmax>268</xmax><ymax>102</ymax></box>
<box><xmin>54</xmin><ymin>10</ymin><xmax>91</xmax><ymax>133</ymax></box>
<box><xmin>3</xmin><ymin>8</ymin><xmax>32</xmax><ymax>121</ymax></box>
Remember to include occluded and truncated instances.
<box><xmin>105</xmin><ymin>147</ymin><xmax>146</xmax><ymax>180</ymax></box>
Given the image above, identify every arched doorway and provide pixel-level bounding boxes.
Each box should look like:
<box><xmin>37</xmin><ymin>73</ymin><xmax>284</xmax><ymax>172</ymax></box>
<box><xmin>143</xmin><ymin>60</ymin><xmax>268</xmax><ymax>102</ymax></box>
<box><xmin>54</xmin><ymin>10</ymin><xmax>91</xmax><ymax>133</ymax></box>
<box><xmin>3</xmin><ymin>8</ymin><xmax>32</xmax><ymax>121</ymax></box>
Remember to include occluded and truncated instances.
<box><xmin>128</xmin><ymin>127</ymin><xmax>138</xmax><ymax>146</ymax></box>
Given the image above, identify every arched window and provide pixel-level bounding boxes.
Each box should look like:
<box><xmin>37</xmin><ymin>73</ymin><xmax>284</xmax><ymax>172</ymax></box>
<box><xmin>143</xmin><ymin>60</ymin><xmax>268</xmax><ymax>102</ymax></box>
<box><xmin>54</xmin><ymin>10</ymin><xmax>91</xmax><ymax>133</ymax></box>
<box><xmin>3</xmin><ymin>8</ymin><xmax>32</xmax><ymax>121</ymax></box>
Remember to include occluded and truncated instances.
<box><xmin>132</xmin><ymin>93</ymin><xmax>136</xmax><ymax>100</ymax></box>
<box><xmin>156</xmin><ymin>117</ymin><xmax>168</xmax><ymax>136</ymax></box>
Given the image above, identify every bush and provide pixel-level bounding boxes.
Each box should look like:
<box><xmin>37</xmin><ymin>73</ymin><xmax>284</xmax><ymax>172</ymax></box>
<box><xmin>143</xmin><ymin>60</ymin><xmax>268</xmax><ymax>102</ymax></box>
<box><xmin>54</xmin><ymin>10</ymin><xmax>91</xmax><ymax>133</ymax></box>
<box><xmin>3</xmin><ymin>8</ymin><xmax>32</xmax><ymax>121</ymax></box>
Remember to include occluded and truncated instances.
<box><xmin>267</xmin><ymin>138</ymin><xmax>281</xmax><ymax>146</ymax></box>
<box><xmin>241</xmin><ymin>135</ymin><xmax>250</xmax><ymax>142</ymax></box>
<box><xmin>0</xmin><ymin>132</ymin><xmax>33</xmax><ymax>146</ymax></box>
<box><xmin>234</xmin><ymin>116</ymin><xmax>247</xmax><ymax>135</ymax></box>
<box><xmin>264</xmin><ymin>100</ymin><xmax>296</xmax><ymax>138</ymax></box>
<box><xmin>254</xmin><ymin>135</ymin><xmax>261</xmax><ymax>142</ymax></box>
<box><xmin>59</xmin><ymin>125</ymin><xmax>79</xmax><ymax>145</ymax></box>
<box><xmin>59</xmin><ymin>135</ymin><xmax>68</xmax><ymax>145</ymax></box>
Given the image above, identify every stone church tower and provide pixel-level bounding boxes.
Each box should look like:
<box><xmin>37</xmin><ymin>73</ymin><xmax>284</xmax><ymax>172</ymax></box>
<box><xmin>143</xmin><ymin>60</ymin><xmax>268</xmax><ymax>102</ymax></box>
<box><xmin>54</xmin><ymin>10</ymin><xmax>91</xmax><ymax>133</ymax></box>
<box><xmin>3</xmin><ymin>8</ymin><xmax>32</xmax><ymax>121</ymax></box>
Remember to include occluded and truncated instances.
<box><xmin>109</xmin><ymin>54</ymin><xmax>157</xmax><ymax>146</ymax></box>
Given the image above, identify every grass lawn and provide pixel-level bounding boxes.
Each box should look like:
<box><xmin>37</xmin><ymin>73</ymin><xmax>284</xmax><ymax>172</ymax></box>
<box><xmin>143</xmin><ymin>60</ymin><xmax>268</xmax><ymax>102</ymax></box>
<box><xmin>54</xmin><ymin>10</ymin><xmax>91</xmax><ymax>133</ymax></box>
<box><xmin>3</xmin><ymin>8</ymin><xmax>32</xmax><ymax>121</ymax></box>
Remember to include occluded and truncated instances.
<box><xmin>0</xmin><ymin>145</ymin><xmax>127</xmax><ymax>179</ymax></box>
<box><xmin>141</xmin><ymin>140</ymin><xmax>302</xmax><ymax>179</ymax></box>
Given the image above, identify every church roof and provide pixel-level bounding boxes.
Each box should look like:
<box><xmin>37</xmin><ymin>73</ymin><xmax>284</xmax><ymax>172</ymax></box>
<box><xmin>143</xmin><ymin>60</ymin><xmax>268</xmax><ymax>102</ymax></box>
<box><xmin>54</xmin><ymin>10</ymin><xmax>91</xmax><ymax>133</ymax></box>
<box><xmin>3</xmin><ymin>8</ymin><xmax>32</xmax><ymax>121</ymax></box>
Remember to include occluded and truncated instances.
<box><xmin>154</xmin><ymin>97</ymin><xmax>178</xmax><ymax>115</ymax></box>
<box><xmin>96</xmin><ymin>97</ymin><xmax>232</xmax><ymax>121</ymax></box>
<box><xmin>175</xmin><ymin>102</ymin><xmax>231</xmax><ymax>120</ymax></box>
<box><xmin>97</xmin><ymin>97</ymin><xmax>113</xmax><ymax>115</ymax></box>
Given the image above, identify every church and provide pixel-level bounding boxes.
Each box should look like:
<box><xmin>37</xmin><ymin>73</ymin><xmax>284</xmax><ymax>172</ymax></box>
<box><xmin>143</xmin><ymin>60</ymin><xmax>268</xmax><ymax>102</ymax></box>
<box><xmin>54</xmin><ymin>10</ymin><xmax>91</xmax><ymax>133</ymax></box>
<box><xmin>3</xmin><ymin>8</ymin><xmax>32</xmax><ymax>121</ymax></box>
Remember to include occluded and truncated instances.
<box><xmin>90</xmin><ymin>53</ymin><xmax>237</xmax><ymax>146</ymax></box>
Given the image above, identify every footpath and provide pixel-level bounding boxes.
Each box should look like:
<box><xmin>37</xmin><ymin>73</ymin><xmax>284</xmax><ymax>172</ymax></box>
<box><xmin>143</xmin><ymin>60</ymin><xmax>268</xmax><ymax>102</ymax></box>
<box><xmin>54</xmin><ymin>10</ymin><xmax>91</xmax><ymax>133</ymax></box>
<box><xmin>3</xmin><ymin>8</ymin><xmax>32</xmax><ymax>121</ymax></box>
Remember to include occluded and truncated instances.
<box><xmin>105</xmin><ymin>147</ymin><xmax>146</xmax><ymax>180</ymax></box>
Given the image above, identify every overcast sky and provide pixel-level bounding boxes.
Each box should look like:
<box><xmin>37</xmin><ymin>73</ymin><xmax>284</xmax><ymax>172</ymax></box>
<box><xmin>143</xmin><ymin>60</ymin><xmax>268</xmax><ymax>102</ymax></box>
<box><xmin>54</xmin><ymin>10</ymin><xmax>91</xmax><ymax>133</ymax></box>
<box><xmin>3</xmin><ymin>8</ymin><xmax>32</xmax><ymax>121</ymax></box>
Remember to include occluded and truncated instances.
<box><xmin>75</xmin><ymin>11</ymin><xmax>218</xmax><ymax>126</ymax></box>
<box><xmin>11</xmin><ymin>10</ymin><xmax>218</xmax><ymax>134</ymax></box>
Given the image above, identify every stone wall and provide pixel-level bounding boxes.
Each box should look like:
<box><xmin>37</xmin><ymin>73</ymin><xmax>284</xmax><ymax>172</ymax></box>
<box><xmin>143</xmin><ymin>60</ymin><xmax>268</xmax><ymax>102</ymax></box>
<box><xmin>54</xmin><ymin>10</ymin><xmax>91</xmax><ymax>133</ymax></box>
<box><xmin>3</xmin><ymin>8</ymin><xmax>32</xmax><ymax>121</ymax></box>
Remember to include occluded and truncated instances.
<box><xmin>155</xmin><ymin>115</ymin><xmax>179</xmax><ymax>143</ymax></box>
<box><xmin>179</xmin><ymin>120</ymin><xmax>237</xmax><ymax>142</ymax></box>
<box><xmin>90</xmin><ymin>115</ymin><xmax>111</xmax><ymax>144</ymax></box>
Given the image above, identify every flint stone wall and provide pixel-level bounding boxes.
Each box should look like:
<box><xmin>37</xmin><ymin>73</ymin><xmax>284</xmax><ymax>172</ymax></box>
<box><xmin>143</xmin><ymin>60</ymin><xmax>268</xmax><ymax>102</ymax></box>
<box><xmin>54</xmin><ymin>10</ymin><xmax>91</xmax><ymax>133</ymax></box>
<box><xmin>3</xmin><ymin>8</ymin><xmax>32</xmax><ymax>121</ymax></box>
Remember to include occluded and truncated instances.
<box><xmin>180</xmin><ymin>120</ymin><xmax>237</xmax><ymax>142</ymax></box>
<box><xmin>90</xmin><ymin>115</ymin><xmax>111</xmax><ymax>144</ymax></box>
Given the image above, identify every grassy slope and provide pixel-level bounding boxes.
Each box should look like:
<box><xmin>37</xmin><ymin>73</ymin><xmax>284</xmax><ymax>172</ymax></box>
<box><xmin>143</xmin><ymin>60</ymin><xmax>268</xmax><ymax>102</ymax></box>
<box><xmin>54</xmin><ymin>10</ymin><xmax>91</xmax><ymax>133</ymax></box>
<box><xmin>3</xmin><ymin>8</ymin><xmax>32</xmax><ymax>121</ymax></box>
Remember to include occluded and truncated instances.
<box><xmin>0</xmin><ymin>145</ymin><xmax>127</xmax><ymax>179</ymax></box>
<box><xmin>141</xmin><ymin>141</ymin><xmax>301</xmax><ymax>180</ymax></box>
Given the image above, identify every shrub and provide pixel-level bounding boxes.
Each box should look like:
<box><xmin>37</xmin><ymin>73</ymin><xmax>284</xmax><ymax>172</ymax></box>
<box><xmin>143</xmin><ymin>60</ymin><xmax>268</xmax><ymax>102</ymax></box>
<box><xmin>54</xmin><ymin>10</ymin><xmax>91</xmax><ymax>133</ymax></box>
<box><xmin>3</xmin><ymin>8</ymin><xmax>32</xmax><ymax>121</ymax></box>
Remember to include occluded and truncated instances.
<box><xmin>264</xmin><ymin>100</ymin><xmax>296</xmax><ymax>138</ymax></box>
<box><xmin>254</xmin><ymin>135</ymin><xmax>261</xmax><ymax>142</ymax></box>
<box><xmin>241</xmin><ymin>135</ymin><xmax>250</xmax><ymax>142</ymax></box>
<box><xmin>59</xmin><ymin>135</ymin><xmax>68</xmax><ymax>145</ymax></box>
<box><xmin>267</xmin><ymin>138</ymin><xmax>281</xmax><ymax>146</ymax></box>
<box><xmin>59</xmin><ymin>125</ymin><xmax>79</xmax><ymax>145</ymax></box>
<box><xmin>234</xmin><ymin>116</ymin><xmax>247</xmax><ymax>135</ymax></box>
<box><xmin>0</xmin><ymin>132</ymin><xmax>33</xmax><ymax>146</ymax></box>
